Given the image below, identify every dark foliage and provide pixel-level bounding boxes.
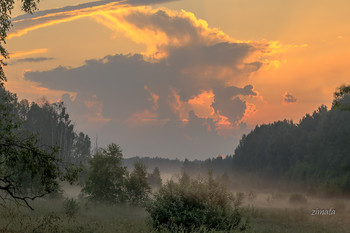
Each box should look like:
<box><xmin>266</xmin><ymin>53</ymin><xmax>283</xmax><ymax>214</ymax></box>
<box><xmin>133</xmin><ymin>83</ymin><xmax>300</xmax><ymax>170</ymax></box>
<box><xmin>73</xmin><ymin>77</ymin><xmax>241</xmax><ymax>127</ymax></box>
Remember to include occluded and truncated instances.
<box><xmin>82</xmin><ymin>143</ymin><xmax>128</xmax><ymax>203</ymax></box>
<box><xmin>20</xmin><ymin>98</ymin><xmax>91</xmax><ymax>166</ymax></box>
<box><xmin>82</xmin><ymin>144</ymin><xmax>152</xmax><ymax>205</ymax></box>
<box><xmin>182</xmin><ymin>85</ymin><xmax>350</xmax><ymax>196</ymax></box>
<box><xmin>126</xmin><ymin>161</ymin><xmax>151</xmax><ymax>206</ymax></box>
<box><xmin>232</xmin><ymin>104</ymin><xmax>350</xmax><ymax>194</ymax></box>
<box><xmin>0</xmin><ymin>84</ymin><xmax>79</xmax><ymax>209</ymax></box>
<box><xmin>147</xmin><ymin>167</ymin><xmax>162</xmax><ymax>188</ymax></box>
<box><xmin>146</xmin><ymin>172</ymin><xmax>248</xmax><ymax>232</ymax></box>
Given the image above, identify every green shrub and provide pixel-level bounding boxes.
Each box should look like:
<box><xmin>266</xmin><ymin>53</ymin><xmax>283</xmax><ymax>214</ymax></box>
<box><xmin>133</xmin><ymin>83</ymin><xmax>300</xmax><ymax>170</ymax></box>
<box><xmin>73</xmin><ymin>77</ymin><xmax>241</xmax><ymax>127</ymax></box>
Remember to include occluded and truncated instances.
<box><xmin>146</xmin><ymin>172</ymin><xmax>249</xmax><ymax>232</ymax></box>
<box><xmin>63</xmin><ymin>198</ymin><xmax>80</xmax><ymax>219</ymax></box>
<box><xmin>288</xmin><ymin>193</ymin><xmax>307</xmax><ymax>204</ymax></box>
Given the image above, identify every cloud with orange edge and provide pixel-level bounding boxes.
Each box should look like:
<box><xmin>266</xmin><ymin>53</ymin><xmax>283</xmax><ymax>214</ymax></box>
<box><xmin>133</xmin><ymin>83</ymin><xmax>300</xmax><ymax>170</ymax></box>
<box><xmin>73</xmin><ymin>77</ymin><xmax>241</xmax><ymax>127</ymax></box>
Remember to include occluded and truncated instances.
<box><xmin>18</xmin><ymin>3</ymin><xmax>289</xmax><ymax>158</ymax></box>
<box><xmin>9</xmin><ymin>48</ymin><xmax>48</xmax><ymax>58</ymax></box>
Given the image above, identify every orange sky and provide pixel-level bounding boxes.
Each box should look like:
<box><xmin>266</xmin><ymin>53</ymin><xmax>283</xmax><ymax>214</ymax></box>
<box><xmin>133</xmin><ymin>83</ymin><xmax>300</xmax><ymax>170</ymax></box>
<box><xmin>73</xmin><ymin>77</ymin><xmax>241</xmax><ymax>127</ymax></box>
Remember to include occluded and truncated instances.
<box><xmin>3</xmin><ymin>0</ymin><xmax>350</xmax><ymax>158</ymax></box>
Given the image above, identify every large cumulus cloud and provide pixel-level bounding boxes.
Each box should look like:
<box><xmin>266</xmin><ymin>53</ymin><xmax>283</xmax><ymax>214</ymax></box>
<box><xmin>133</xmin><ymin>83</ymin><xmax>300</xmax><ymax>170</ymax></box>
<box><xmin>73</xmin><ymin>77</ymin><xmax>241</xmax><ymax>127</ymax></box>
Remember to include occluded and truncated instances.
<box><xmin>23</xmin><ymin>6</ymin><xmax>273</xmax><ymax>159</ymax></box>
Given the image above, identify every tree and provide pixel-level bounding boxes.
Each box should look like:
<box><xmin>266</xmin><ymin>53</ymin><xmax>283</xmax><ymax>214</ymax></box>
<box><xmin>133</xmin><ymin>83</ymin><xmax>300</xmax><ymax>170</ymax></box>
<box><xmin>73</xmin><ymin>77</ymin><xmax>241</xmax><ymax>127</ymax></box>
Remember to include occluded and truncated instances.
<box><xmin>82</xmin><ymin>143</ymin><xmax>128</xmax><ymax>203</ymax></box>
<box><xmin>126</xmin><ymin>161</ymin><xmax>151</xmax><ymax>206</ymax></box>
<box><xmin>0</xmin><ymin>86</ymin><xmax>77</xmax><ymax>210</ymax></box>
<box><xmin>332</xmin><ymin>84</ymin><xmax>350</xmax><ymax>110</ymax></box>
<box><xmin>72</xmin><ymin>132</ymin><xmax>91</xmax><ymax>165</ymax></box>
<box><xmin>1</xmin><ymin>0</ymin><xmax>40</xmax><ymax>84</ymax></box>
<box><xmin>147</xmin><ymin>167</ymin><xmax>162</xmax><ymax>188</ymax></box>
<box><xmin>23</xmin><ymin>100</ymin><xmax>89</xmax><ymax>165</ymax></box>
<box><xmin>0</xmin><ymin>1</ymin><xmax>80</xmax><ymax>209</ymax></box>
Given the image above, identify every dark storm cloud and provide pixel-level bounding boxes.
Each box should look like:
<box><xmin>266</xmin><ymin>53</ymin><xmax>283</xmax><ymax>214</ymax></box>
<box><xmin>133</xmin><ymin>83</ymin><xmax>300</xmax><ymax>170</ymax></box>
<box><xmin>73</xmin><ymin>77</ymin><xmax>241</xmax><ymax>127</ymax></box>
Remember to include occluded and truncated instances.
<box><xmin>211</xmin><ymin>85</ymin><xmax>257</xmax><ymax>124</ymax></box>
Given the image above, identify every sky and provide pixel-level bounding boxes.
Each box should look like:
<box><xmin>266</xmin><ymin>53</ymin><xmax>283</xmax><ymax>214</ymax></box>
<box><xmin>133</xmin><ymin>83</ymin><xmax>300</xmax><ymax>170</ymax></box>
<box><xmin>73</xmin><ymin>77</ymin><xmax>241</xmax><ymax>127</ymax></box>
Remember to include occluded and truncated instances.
<box><xmin>4</xmin><ymin>0</ymin><xmax>350</xmax><ymax>159</ymax></box>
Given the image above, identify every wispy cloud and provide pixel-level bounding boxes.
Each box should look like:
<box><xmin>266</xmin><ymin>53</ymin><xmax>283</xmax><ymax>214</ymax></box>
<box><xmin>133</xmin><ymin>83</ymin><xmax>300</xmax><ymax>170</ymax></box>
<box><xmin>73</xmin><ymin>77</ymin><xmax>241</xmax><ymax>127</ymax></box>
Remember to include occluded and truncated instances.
<box><xmin>9</xmin><ymin>57</ymin><xmax>54</xmax><ymax>65</ymax></box>
<box><xmin>283</xmin><ymin>91</ymin><xmax>297</xmax><ymax>104</ymax></box>
<box><xmin>9</xmin><ymin>48</ymin><xmax>48</xmax><ymax>58</ymax></box>
<box><xmin>9</xmin><ymin>0</ymin><xmax>177</xmax><ymax>39</ymax></box>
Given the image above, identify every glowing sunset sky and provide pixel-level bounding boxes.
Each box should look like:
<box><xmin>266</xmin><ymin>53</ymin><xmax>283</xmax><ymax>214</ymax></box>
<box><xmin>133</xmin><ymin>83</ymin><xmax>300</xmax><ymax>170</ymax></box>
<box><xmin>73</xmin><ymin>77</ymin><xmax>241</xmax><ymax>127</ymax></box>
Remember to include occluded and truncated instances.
<box><xmin>4</xmin><ymin>0</ymin><xmax>350</xmax><ymax>159</ymax></box>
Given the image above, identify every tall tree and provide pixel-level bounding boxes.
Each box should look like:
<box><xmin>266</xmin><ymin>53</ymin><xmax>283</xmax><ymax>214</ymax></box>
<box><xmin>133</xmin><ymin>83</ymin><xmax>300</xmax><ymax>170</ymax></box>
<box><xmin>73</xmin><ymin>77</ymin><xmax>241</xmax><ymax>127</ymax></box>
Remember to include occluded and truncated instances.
<box><xmin>23</xmin><ymin>100</ymin><xmax>91</xmax><ymax>165</ymax></box>
<box><xmin>82</xmin><ymin>143</ymin><xmax>128</xmax><ymax>203</ymax></box>
<box><xmin>147</xmin><ymin>167</ymin><xmax>162</xmax><ymax>188</ymax></box>
<box><xmin>126</xmin><ymin>161</ymin><xmax>151</xmax><ymax>206</ymax></box>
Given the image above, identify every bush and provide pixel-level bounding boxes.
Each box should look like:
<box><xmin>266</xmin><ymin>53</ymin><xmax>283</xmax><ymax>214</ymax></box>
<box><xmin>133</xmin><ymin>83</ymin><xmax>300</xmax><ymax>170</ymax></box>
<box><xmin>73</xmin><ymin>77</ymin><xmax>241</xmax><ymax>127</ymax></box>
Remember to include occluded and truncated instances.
<box><xmin>146</xmin><ymin>172</ymin><xmax>249</xmax><ymax>232</ymax></box>
<box><xmin>63</xmin><ymin>198</ymin><xmax>80</xmax><ymax>219</ymax></box>
<box><xmin>288</xmin><ymin>193</ymin><xmax>308</xmax><ymax>204</ymax></box>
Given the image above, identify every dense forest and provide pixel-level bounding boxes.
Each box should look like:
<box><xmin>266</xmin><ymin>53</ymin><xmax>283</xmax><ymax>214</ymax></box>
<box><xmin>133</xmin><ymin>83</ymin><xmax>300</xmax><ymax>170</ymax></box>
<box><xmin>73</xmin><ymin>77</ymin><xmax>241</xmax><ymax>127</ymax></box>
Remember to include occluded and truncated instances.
<box><xmin>0</xmin><ymin>86</ymin><xmax>91</xmax><ymax>166</ymax></box>
<box><xmin>233</xmin><ymin>105</ymin><xmax>350</xmax><ymax>192</ymax></box>
<box><xmin>183</xmin><ymin>85</ymin><xmax>350</xmax><ymax>196</ymax></box>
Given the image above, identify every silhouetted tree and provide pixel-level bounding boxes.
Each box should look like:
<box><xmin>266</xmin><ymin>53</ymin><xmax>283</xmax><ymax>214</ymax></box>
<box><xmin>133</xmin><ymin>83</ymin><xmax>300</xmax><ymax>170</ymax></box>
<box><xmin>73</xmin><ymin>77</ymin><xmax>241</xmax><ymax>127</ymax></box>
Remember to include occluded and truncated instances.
<box><xmin>148</xmin><ymin>167</ymin><xmax>162</xmax><ymax>188</ymax></box>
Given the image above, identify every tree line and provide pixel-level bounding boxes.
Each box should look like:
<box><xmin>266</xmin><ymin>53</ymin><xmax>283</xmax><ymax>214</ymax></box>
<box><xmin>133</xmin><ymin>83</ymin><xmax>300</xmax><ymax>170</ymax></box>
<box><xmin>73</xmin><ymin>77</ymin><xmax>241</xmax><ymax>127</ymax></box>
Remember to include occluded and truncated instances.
<box><xmin>183</xmin><ymin>85</ymin><xmax>350</xmax><ymax>196</ymax></box>
<box><xmin>0</xmin><ymin>87</ymin><xmax>91</xmax><ymax>166</ymax></box>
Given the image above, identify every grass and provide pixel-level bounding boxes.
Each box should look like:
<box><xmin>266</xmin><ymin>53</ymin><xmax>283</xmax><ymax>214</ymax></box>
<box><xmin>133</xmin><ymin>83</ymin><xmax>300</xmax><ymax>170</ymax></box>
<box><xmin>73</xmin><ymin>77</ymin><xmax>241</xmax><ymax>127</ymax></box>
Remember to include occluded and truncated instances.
<box><xmin>0</xmin><ymin>197</ymin><xmax>350</xmax><ymax>232</ymax></box>
<box><xmin>244</xmin><ymin>206</ymin><xmax>350</xmax><ymax>233</ymax></box>
<box><xmin>0</xmin><ymin>199</ymin><xmax>148</xmax><ymax>233</ymax></box>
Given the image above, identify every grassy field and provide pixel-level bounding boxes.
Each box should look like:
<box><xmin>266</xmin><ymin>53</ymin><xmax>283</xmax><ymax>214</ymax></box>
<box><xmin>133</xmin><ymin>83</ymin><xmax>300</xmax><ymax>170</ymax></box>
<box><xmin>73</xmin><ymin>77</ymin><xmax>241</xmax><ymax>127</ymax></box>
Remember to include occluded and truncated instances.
<box><xmin>1</xmin><ymin>191</ymin><xmax>350</xmax><ymax>233</ymax></box>
<box><xmin>0</xmin><ymin>199</ymin><xmax>148</xmax><ymax>233</ymax></box>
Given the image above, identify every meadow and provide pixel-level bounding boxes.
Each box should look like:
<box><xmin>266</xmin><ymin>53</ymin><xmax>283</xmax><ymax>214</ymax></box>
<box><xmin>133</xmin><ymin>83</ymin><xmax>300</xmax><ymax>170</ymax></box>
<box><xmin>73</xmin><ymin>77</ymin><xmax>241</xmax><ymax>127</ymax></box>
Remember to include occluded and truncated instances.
<box><xmin>1</xmin><ymin>186</ymin><xmax>349</xmax><ymax>233</ymax></box>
